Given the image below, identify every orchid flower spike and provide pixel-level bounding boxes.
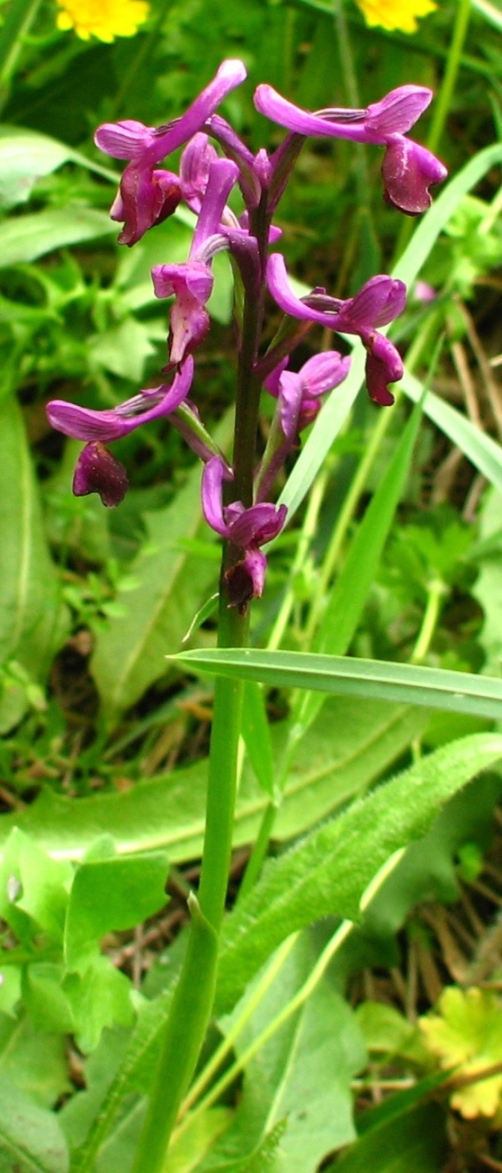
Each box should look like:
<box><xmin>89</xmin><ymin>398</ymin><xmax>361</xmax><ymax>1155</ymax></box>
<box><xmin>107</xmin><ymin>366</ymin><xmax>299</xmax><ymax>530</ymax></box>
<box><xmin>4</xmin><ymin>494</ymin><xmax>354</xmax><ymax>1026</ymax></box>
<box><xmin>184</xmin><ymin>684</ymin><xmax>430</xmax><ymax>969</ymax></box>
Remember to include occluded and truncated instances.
<box><xmin>254</xmin><ymin>83</ymin><xmax>447</xmax><ymax>215</ymax></box>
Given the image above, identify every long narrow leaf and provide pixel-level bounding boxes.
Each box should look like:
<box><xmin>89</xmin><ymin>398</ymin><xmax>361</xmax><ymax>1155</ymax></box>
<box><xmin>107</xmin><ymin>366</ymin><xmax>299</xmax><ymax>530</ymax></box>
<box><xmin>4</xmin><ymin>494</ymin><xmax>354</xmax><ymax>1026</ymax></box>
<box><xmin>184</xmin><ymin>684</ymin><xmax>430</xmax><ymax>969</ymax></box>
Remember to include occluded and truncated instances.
<box><xmin>174</xmin><ymin>648</ymin><xmax>502</xmax><ymax>719</ymax></box>
<box><xmin>294</xmin><ymin>396</ymin><xmax>423</xmax><ymax>736</ymax></box>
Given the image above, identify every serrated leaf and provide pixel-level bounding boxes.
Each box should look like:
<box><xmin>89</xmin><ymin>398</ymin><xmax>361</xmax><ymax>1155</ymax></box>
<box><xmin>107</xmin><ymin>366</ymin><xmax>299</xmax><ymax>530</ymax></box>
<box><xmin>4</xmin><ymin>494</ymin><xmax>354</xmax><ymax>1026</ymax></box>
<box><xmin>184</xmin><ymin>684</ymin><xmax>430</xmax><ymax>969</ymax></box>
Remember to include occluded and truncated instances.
<box><xmin>0</xmin><ymin>397</ymin><xmax>68</xmax><ymax>731</ymax></box>
<box><xmin>65</xmin><ymin>850</ymin><xmax>169</xmax><ymax>972</ymax></box>
<box><xmin>421</xmin><ymin>987</ymin><xmax>502</xmax><ymax>1118</ymax></box>
<box><xmin>214</xmin><ymin>734</ymin><xmax>502</xmax><ymax>1014</ymax></box>
<box><xmin>175</xmin><ymin>648</ymin><xmax>502</xmax><ymax>720</ymax></box>
<box><xmin>64</xmin><ymin>957</ymin><xmax>134</xmax><ymax>1053</ymax></box>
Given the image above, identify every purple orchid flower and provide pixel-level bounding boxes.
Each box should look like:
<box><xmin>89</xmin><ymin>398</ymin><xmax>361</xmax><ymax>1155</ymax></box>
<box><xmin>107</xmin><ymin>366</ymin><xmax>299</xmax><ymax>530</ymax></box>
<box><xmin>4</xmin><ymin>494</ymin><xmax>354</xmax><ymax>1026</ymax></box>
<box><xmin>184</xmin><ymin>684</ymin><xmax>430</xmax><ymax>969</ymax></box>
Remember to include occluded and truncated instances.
<box><xmin>95</xmin><ymin>60</ymin><xmax>247</xmax><ymax>244</ymax></box>
<box><xmin>265</xmin><ymin>350</ymin><xmax>352</xmax><ymax>441</ymax></box>
<box><xmin>46</xmin><ymin>358</ymin><xmax>194</xmax><ymax>507</ymax></box>
<box><xmin>151</xmin><ymin>157</ymin><xmax>239</xmax><ymax>362</ymax></box>
<box><xmin>47</xmin><ymin>357</ymin><xmax>194</xmax><ymax>441</ymax></box>
<box><xmin>202</xmin><ymin>455</ymin><xmax>287</xmax><ymax>609</ymax></box>
<box><xmin>72</xmin><ymin>443</ymin><xmax>130</xmax><ymax>508</ymax></box>
<box><xmin>254</xmin><ymin>83</ymin><xmax>447</xmax><ymax>215</ymax></box>
<box><xmin>267</xmin><ymin>253</ymin><xmax>405</xmax><ymax>405</ymax></box>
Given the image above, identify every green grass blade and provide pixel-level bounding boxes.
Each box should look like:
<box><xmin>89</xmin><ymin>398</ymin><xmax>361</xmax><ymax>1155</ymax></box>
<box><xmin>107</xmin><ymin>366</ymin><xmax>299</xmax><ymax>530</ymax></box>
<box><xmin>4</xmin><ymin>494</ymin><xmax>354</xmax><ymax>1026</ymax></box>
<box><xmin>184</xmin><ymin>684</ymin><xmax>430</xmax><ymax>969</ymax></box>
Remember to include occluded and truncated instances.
<box><xmin>174</xmin><ymin>648</ymin><xmax>502</xmax><ymax>720</ymax></box>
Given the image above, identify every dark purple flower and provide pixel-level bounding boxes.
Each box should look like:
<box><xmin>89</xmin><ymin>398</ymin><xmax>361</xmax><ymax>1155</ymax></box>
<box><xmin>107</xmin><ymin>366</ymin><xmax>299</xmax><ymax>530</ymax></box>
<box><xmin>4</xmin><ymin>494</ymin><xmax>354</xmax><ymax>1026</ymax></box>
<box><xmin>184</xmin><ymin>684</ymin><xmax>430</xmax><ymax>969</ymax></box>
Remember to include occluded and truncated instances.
<box><xmin>253</xmin><ymin>83</ymin><xmax>447</xmax><ymax>215</ymax></box>
<box><xmin>266</xmin><ymin>254</ymin><xmax>405</xmax><ymax>405</ymax></box>
<box><xmin>47</xmin><ymin>357</ymin><xmax>194</xmax><ymax>441</ymax></box>
<box><xmin>95</xmin><ymin>60</ymin><xmax>247</xmax><ymax>244</ymax></box>
<box><xmin>202</xmin><ymin>456</ymin><xmax>287</xmax><ymax>607</ymax></box>
<box><xmin>73</xmin><ymin>443</ymin><xmax>129</xmax><ymax>508</ymax></box>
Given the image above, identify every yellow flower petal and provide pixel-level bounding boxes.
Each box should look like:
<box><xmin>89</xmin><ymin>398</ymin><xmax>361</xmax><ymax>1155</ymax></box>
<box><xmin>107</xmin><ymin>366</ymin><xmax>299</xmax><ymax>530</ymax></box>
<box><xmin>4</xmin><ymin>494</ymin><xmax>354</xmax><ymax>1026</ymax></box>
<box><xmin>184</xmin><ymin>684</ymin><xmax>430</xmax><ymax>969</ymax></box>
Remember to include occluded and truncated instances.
<box><xmin>353</xmin><ymin>0</ymin><xmax>437</xmax><ymax>34</ymax></box>
<box><xmin>56</xmin><ymin>0</ymin><xmax>150</xmax><ymax>41</ymax></box>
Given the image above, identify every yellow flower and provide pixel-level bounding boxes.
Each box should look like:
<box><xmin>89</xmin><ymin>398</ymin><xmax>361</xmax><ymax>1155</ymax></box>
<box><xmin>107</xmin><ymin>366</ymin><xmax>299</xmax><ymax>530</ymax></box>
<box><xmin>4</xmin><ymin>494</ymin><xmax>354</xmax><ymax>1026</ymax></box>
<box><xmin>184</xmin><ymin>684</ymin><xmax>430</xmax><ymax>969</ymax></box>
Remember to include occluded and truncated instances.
<box><xmin>353</xmin><ymin>0</ymin><xmax>437</xmax><ymax>33</ymax></box>
<box><xmin>56</xmin><ymin>0</ymin><xmax>150</xmax><ymax>41</ymax></box>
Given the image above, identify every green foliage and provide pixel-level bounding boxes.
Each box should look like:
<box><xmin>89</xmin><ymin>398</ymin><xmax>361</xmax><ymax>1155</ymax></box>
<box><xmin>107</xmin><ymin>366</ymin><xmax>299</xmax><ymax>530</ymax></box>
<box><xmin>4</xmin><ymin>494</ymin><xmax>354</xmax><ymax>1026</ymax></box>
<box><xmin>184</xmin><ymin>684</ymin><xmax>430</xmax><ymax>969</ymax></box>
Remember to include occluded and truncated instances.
<box><xmin>1</xmin><ymin>1</ymin><xmax>502</xmax><ymax>1169</ymax></box>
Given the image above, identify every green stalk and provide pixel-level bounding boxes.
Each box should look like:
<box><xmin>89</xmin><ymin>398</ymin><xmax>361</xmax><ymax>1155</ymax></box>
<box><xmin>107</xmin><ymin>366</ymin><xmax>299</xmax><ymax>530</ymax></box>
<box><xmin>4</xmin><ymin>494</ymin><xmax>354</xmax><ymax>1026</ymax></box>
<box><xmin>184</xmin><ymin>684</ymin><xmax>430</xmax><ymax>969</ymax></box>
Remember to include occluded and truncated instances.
<box><xmin>130</xmin><ymin>194</ymin><xmax>271</xmax><ymax>1173</ymax></box>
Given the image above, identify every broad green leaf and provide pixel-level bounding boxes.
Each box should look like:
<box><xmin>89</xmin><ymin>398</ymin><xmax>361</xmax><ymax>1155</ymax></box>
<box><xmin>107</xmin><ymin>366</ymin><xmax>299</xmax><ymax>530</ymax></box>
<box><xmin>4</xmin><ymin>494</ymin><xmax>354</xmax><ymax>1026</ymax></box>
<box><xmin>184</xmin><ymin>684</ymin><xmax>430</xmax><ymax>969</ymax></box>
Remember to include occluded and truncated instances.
<box><xmin>0</xmin><ymin>1084</ymin><xmax>68</xmax><ymax>1173</ymax></box>
<box><xmin>214</xmin><ymin>733</ymin><xmax>502</xmax><ymax>1013</ymax></box>
<box><xmin>161</xmin><ymin>1108</ymin><xmax>233</xmax><ymax>1172</ymax></box>
<box><xmin>0</xmin><ymin>698</ymin><xmax>426</xmax><ymax>863</ymax></box>
<box><xmin>22</xmin><ymin>965</ymin><xmax>75</xmax><ymax>1036</ymax></box>
<box><xmin>175</xmin><ymin>647</ymin><xmax>502</xmax><ymax>720</ymax></box>
<box><xmin>91</xmin><ymin>416</ymin><xmax>233</xmax><ymax>722</ymax></box>
<box><xmin>330</xmin><ymin>1102</ymin><xmax>447</xmax><ymax>1173</ymax></box>
<box><xmin>0</xmin><ymin>397</ymin><xmax>68</xmax><ymax>731</ymax></box>
<box><xmin>65</xmin><ymin>851</ymin><xmax>169</xmax><ymax>972</ymax></box>
<box><xmin>0</xmin><ymin>207</ymin><xmax>116</xmax><ymax>266</ymax></box>
<box><xmin>204</xmin><ymin>937</ymin><xmax>365</xmax><ymax>1171</ymax></box>
<box><xmin>293</xmin><ymin>395</ymin><xmax>423</xmax><ymax>737</ymax></box>
<box><xmin>0</xmin><ymin>128</ymin><xmax>72</xmax><ymax>210</ymax></box>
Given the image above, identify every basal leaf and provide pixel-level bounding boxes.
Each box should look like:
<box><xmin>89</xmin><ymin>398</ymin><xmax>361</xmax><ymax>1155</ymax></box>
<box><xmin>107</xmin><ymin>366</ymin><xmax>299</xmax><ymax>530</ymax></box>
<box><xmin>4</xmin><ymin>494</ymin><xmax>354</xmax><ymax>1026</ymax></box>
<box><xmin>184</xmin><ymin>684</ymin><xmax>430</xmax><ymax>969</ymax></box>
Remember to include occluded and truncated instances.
<box><xmin>0</xmin><ymin>698</ymin><xmax>426</xmax><ymax>862</ymax></box>
<box><xmin>215</xmin><ymin>733</ymin><xmax>502</xmax><ymax>1013</ymax></box>
<box><xmin>65</xmin><ymin>851</ymin><xmax>169</xmax><ymax>972</ymax></box>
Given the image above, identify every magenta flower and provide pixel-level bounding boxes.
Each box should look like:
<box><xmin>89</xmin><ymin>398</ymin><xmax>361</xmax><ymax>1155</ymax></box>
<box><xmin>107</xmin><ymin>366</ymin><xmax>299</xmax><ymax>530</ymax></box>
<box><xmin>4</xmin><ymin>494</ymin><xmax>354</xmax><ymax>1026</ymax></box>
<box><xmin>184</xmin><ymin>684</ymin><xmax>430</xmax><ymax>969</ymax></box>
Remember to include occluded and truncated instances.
<box><xmin>267</xmin><ymin>254</ymin><xmax>405</xmax><ymax>405</ymax></box>
<box><xmin>95</xmin><ymin>60</ymin><xmax>247</xmax><ymax>244</ymax></box>
<box><xmin>47</xmin><ymin>357</ymin><xmax>194</xmax><ymax>441</ymax></box>
<box><xmin>265</xmin><ymin>350</ymin><xmax>351</xmax><ymax>440</ymax></box>
<box><xmin>151</xmin><ymin>157</ymin><xmax>239</xmax><ymax>362</ymax></box>
<box><xmin>202</xmin><ymin>456</ymin><xmax>287</xmax><ymax>608</ymax></box>
<box><xmin>254</xmin><ymin>83</ymin><xmax>447</xmax><ymax>215</ymax></box>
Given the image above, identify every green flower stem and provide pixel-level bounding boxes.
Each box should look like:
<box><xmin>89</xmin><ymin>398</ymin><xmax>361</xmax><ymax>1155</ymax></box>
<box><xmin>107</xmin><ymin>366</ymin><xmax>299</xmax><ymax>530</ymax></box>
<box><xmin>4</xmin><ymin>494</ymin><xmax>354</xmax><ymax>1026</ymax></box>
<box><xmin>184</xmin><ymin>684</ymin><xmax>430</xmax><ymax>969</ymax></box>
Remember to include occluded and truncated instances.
<box><xmin>131</xmin><ymin>194</ymin><xmax>271</xmax><ymax>1173</ymax></box>
<box><xmin>411</xmin><ymin>578</ymin><xmax>448</xmax><ymax>665</ymax></box>
<box><xmin>175</xmin><ymin>850</ymin><xmax>405</xmax><ymax>1138</ymax></box>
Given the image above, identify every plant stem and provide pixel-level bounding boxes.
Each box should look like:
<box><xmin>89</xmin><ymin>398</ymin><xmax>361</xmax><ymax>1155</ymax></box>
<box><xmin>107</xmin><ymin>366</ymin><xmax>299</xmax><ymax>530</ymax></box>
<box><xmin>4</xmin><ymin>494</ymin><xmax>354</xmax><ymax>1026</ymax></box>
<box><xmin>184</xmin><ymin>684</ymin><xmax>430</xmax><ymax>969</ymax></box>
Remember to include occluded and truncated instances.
<box><xmin>0</xmin><ymin>0</ymin><xmax>43</xmax><ymax>113</ymax></box>
<box><xmin>130</xmin><ymin>191</ymin><xmax>271</xmax><ymax>1173</ymax></box>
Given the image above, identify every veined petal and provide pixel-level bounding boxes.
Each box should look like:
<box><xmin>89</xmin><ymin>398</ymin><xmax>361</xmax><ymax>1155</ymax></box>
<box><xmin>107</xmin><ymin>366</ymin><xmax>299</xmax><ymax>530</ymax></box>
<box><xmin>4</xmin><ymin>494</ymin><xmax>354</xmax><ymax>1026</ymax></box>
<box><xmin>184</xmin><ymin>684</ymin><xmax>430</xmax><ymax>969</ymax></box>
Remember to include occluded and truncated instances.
<box><xmin>180</xmin><ymin>133</ymin><xmax>219</xmax><ymax>209</ymax></box>
<box><xmin>337</xmin><ymin>275</ymin><xmax>407</xmax><ymax>330</ymax></box>
<box><xmin>94</xmin><ymin>118</ymin><xmax>154</xmax><ymax>160</ymax></box>
<box><xmin>296</xmin><ymin>351</ymin><xmax>352</xmax><ymax>396</ymax></box>
<box><xmin>96</xmin><ymin>60</ymin><xmax>246</xmax><ymax>167</ymax></box>
<box><xmin>364</xmin><ymin>332</ymin><xmax>403</xmax><ymax>405</ymax></box>
<box><xmin>365</xmin><ymin>86</ymin><xmax>432</xmax><ymax>135</ymax></box>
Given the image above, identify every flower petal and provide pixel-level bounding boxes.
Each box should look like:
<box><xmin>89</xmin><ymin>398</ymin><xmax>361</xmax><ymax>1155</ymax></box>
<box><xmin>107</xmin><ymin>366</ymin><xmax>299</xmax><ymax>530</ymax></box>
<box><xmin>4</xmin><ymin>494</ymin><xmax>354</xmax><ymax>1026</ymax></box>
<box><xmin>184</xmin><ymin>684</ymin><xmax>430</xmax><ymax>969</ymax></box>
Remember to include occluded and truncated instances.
<box><xmin>73</xmin><ymin>443</ymin><xmax>129</xmax><ymax>506</ymax></box>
